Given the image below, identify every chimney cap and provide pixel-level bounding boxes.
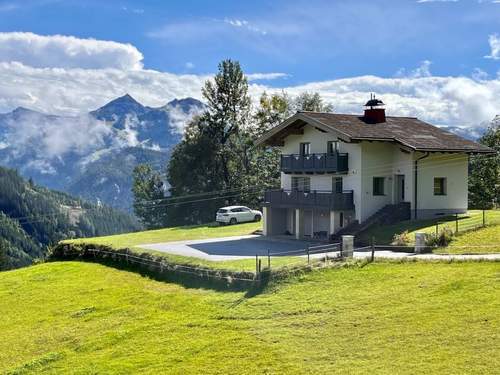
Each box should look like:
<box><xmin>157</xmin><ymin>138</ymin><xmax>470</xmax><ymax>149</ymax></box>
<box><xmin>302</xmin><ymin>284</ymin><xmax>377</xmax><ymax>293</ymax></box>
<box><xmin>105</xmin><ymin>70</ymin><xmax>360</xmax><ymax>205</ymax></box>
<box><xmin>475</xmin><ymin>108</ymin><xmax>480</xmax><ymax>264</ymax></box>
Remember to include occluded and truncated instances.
<box><xmin>364</xmin><ymin>94</ymin><xmax>384</xmax><ymax>108</ymax></box>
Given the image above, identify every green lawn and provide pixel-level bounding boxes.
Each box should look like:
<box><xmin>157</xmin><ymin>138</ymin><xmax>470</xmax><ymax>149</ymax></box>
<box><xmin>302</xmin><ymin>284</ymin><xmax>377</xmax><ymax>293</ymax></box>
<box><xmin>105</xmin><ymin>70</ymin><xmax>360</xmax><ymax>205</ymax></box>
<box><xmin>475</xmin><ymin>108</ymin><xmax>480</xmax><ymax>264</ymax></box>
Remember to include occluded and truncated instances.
<box><xmin>1</xmin><ymin>261</ymin><xmax>499</xmax><ymax>374</ymax></box>
<box><xmin>63</xmin><ymin>221</ymin><xmax>273</xmax><ymax>272</ymax></box>
<box><xmin>67</xmin><ymin>221</ymin><xmax>262</xmax><ymax>249</ymax></box>
<box><xmin>360</xmin><ymin>209</ymin><xmax>500</xmax><ymax>251</ymax></box>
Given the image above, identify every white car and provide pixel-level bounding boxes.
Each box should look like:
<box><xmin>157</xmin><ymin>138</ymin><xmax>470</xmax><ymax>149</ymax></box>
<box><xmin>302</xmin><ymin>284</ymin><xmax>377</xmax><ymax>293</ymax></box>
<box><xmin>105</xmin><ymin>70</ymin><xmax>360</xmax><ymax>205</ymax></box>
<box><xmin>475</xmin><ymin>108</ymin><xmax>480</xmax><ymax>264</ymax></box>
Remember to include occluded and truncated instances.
<box><xmin>216</xmin><ymin>206</ymin><xmax>262</xmax><ymax>225</ymax></box>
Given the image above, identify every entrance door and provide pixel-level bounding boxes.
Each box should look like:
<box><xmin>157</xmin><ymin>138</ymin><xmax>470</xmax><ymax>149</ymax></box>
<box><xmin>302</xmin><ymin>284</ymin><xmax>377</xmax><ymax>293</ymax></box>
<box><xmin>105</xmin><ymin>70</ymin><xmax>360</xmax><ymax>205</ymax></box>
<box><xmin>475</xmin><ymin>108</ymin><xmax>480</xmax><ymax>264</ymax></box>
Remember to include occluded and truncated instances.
<box><xmin>396</xmin><ymin>175</ymin><xmax>405</xmax><ymax>203</ymax></box>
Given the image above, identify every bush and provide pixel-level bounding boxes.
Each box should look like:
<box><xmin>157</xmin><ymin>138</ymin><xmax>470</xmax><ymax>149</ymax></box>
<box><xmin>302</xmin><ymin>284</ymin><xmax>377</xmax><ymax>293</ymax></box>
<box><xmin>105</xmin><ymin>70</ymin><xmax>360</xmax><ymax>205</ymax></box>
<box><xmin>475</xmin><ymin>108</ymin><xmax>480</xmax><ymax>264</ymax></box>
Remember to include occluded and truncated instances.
<box><xmin>426</xmin><ymin>228</ymin><xmax>454</xmax><ymax>247</ymax></box>
<box><xmin>391</xmin><ymin>230</ymin><xmax>411</xmax><ymax>246</ymax></box>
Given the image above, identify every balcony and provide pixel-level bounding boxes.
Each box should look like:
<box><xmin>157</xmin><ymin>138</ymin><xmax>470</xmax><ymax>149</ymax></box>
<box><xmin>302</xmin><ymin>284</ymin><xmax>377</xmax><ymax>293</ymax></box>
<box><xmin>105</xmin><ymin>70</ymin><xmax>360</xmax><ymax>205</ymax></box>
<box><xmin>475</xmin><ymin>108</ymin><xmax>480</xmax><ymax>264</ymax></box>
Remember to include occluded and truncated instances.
<box><xmin>280</xmin><ymin>152</ymin><xmax>348</xmax><ymax>174</ymax></box>
<box><xmin>263</xmin><ymin>189</ymin><xmax>354</xmax><ymax>211</ymax></box>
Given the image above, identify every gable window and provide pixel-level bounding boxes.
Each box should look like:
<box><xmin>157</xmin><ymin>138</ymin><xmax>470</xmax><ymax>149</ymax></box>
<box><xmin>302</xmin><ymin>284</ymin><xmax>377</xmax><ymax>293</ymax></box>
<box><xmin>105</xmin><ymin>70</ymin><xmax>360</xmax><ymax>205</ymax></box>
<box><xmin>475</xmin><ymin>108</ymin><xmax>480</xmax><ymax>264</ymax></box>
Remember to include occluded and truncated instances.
<box><xmin>300</xmin><ymin>142</ymin><xmax>310</xmax><ymax>155</ymax></box>
<box><xmin>327</xmin><ymin>141</ymin><xmax>339</xmax><ymax>154</ymax></box>
<box><xmin>333</xmin><ymin>177</ymin><xmax>343</xmax><ymax>193</ymax></box>
<box><xmin>434</xmin><ymin>177</ymin><xmax>447</xmax><ymax>196</ymax></box>
<box><xmin>373</xmin><ymin>177</ymin><xmax>385</xmax><ymax>196</ymax></box>
<box><xmin>292</xmin><ymin>176</ymin><xmax>311</xmax><ymax>192</ymax></box>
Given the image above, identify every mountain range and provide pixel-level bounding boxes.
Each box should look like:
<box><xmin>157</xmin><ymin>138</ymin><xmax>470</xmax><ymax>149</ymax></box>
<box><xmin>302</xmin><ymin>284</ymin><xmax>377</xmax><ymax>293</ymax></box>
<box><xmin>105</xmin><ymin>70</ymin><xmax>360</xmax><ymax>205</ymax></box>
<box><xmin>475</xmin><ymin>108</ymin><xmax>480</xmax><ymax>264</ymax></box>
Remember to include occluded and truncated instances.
<box><xmin>0</xmin><ymin>95</ymin><xmax>204</xmax><ymax>211</ymax></box>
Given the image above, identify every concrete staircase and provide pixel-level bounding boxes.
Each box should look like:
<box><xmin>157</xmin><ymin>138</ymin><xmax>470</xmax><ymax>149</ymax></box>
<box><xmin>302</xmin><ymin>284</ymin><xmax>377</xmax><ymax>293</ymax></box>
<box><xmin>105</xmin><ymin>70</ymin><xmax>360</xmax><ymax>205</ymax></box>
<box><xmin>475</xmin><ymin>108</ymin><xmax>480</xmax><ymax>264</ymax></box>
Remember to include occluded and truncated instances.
<box><xmin>332</xmin><ymin>202</ymin><xmax>410</xmax><ymax>240</ymax></box>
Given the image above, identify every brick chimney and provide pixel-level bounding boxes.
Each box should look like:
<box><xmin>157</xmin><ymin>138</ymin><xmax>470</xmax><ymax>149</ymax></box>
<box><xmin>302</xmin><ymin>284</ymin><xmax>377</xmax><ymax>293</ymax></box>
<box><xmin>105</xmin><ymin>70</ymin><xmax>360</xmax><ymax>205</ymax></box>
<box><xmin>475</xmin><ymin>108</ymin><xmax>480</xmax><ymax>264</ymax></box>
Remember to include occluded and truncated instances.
<box><xmin>364</xmin><ymin>95</ymin><xmax>386</xmax><ymax>124</ymax></box>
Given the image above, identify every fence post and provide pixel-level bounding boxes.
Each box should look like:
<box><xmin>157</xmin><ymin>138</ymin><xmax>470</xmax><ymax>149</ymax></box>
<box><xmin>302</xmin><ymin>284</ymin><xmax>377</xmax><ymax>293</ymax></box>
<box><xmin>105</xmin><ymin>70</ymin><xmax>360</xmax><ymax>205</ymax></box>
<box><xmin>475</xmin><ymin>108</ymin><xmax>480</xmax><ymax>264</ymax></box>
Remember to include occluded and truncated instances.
<box><xmin>371</xmin><ymin>237</ymin><xmax>375</xmax><ymax>262</ymax></box>
<box><xmin>455</xmin><ymin>213</ymin><xmax>459</xmax><ymax>234</ymax></box>
<box><xmin>483</xmin><ymin>209</ymin><xmax>486</xmax><ymax>227</ymax></box>
<box><xmin>307</xmin><ymin>246</ymin><xmax>310</xmax><ymax>265</ymax></box>
<box><xmin>255</xmin><ymin>254</ymin><xmax>259</xmax><ymax>276</ymax></box>
<box><xmin>342</xmin><ymin>235</ymin><xmax>354</xmax><ymax>258</ymax></box>
<box><xmin>267</xmin><ymin>249</ymin><xmax>271</xmax><ymax>269</ymax></box>
<box><xmin>258</xmin><ymin>259</ymin><xmax>262</xmax><ymax>274</ymax></box>
<box><xmin>415</xmin><ymin>232</ymin><xmax>426</xmax><ymax>254</ymax></box>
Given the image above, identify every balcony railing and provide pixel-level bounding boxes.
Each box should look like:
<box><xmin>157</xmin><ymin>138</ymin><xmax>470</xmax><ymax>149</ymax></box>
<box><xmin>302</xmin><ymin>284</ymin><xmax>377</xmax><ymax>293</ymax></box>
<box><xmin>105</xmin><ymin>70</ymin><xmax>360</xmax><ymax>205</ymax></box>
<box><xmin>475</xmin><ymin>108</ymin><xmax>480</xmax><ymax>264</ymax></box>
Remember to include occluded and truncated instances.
<box><xmin>263</xmin><ymin>189</ymin><xmax>354</xmax><ymax>211</ymax></box>
<box><xmin>280</xmin><ymin>152</ymin><xmax>348</xmax><ymax>174</ymax></box>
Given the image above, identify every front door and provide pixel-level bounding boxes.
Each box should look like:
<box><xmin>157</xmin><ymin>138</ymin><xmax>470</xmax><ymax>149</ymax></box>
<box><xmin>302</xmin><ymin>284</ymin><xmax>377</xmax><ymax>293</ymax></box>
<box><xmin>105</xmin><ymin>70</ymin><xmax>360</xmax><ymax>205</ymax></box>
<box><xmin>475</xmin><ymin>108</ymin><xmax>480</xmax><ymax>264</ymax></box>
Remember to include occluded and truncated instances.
<box><xmin>396</xmin><ymin>175</ymin><xmax>405</xmax><ymax>203</ymax></box>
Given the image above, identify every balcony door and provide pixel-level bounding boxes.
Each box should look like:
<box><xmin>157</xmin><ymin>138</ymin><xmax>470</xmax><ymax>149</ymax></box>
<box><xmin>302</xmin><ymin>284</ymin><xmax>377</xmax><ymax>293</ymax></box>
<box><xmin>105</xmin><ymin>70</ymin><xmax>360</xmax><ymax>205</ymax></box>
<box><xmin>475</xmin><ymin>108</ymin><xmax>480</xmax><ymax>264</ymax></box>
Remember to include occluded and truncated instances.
<box><xmin>291</xmin><ymin>176</ymin><xmax>311</xmax><ymax>192</ymax></box>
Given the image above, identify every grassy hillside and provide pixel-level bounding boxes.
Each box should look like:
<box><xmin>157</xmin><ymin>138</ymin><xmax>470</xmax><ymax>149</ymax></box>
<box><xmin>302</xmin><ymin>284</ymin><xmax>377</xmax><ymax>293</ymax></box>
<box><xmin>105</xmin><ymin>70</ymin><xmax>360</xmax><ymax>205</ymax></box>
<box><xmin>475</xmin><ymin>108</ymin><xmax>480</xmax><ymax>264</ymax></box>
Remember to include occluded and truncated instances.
<box><xmin>1</xmin><ymin>261</ymin><xmax>498</xmax><ymax>374</ymax></box>
<box><xmin>66</xmin><ymin>221</ymin><xmax>262</xmax><ymax>249</ymax></box>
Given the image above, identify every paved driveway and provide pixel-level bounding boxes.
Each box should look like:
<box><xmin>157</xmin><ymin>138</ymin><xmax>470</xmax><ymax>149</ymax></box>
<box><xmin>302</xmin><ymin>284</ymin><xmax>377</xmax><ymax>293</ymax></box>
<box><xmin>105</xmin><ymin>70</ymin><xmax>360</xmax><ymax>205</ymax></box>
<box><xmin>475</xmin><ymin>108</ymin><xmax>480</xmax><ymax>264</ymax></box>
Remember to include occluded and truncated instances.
<box><xmin>138</xmin><ymin>235</ymin><xmax>316</xmax><ymax>261</ymax></box>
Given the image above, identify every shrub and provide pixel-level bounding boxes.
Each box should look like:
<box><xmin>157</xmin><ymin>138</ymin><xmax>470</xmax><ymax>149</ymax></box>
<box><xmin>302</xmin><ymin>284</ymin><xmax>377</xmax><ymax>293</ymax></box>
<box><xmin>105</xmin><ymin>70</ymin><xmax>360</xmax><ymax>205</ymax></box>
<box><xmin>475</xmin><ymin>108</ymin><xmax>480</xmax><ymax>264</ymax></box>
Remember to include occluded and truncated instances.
<box><xmin>391</xmin><ymin>230</ymin><xmax>411</xmax><ymax>246</ymax></box>
<box><xmin>426</xmin><ymin>228</ymin><xmax>454</xmax><ymax>247</ymax></box>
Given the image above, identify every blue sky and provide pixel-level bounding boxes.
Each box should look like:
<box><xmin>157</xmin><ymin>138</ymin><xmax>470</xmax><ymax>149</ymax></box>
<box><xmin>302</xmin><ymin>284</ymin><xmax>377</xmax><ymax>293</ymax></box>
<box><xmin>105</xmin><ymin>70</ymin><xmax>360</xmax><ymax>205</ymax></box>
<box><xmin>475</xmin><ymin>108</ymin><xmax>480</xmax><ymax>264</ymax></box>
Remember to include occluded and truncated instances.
<box><xmin>2</xmin><ymin>0</ymin><xmax>500</xmax><ymax>81</ymax></box>
<box><xmin>0</xmin><ymin>0</ymin><xmax>500</xmax><ymax>127</ymax></box>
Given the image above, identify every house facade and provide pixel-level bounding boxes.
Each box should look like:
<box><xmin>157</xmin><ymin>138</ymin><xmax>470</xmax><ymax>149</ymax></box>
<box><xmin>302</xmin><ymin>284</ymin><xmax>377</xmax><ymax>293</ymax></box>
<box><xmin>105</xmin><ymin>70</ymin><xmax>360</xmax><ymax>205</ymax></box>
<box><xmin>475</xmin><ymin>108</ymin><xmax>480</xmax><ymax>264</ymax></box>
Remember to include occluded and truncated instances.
<box><xmin>256</xmin><ymin>98</ymin><xmax>495</xmax><ymax>240</ymax></box>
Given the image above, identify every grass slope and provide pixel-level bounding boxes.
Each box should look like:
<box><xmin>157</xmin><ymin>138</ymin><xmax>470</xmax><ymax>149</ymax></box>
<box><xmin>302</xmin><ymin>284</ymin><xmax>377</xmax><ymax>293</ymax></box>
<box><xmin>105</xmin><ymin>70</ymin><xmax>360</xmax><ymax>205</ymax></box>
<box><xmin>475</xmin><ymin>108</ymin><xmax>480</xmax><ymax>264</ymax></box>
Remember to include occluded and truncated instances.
<box><xmin>360</xmin><ymin>209</ymin><xmax>500</xmax><ymax>250</ymax></box>
<box><xmin>66</xmin><ymin>221</ymin><xmax>262</xmax><ymax>249</ymax></box>
<box><xmin>64</xmin><ymin>221</ymin><xmax>269</xmax><ymax>272</ymax></box>
<box><xmin>1</xmin><ymin>261</ymin><xmax>499</xmax><ymax>374</ymax></box>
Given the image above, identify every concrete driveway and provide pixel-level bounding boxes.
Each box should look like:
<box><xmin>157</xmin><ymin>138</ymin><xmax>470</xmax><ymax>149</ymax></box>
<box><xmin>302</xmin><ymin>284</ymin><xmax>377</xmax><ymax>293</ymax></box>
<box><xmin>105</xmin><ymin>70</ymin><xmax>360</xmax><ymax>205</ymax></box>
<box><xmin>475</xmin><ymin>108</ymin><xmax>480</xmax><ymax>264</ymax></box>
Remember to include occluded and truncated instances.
<box><xmin>138</xmin><ymin>235</ymin><xmax>316</xmax><ymax>261</ymax></box>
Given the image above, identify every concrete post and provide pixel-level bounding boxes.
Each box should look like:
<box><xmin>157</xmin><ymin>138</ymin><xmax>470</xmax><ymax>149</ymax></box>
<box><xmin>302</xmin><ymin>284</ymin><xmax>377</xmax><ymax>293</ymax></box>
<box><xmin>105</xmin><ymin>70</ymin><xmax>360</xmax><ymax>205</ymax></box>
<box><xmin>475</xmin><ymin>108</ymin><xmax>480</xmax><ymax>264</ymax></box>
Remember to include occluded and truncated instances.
<box><xmin>342</xmin><ymin>235</ymin><xmax>354</xmax><ymax>258</ymax></box>
<box><xmin>329</xmin><ymin>210</ymin><xmax>336</xmax><ymax>237</ymax></box>
<box><xmin>415</xmin><ymin>232</ymin><xmax>426</xmax><ymax>254</ymax></box>
<box><xmin>295</xmin><ymin>209</ymin><xmax>303</xmax><ymax>240</ymax></box>
<box><xmin>263</xmin><ymin>207</ymin><xmax>270</xmax><ymax>236</ymax></box>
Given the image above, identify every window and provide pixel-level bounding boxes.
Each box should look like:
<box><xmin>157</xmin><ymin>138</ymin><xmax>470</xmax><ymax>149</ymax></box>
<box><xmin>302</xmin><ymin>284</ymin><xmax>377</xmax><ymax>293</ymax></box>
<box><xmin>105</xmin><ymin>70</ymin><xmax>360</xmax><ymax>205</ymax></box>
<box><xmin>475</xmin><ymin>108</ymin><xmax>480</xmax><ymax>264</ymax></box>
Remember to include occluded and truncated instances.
<box><xmin>373</xmin><ymin>177</ymin><xmax>385</xmax><ymax>196</ymax></box>
<box><xmin>333</xmin><ymin>177</ymin><xmax>343</xmax><ymax>193</ymax></box>
<box><xmin>240</xmin><ymin>207</ymin><xmax>250</xmax><ymax>212</ymax></box>
<box><xmin>291</xmin><ymin>176</ymin><xmax>311</xmax><ymax>192</ymax></box>
<box><xmin>300</xmin><ymin>142</ymin><xmax>310</xmax><ymax>155</ymax></box>
<box><xmin>327</xmin><ymin>141</ymin><xmax>339</xmax><ymax>154</ymax></box>
<box><xmin>434</xmin><ymin>178</ymin><xmax>447</xmax><ymax>196</ymax></box>
<box><xmin>231</xmin><ymin>208</ymin><xmax>242</xmax><ymax>213</ymax></box>
<box><xmin>339</xmin><ymin>212</ymin><xmax>344</xmax><ymax>228</ymax></box>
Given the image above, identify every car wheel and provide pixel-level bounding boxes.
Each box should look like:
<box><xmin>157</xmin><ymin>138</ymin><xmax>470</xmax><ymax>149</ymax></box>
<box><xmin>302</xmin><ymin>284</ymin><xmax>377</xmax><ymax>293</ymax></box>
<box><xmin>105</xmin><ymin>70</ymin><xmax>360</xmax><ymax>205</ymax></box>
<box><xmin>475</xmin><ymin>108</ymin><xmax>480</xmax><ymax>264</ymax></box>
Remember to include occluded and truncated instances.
<box><xmin>229</xmin><ymin>218</ymin><xmax>237</xmax><ymax>225</ymax></box>
<box><xmin>254</xmin><ymin>215</ymin><xmax>261</xmax><ymax>222</ymax></box>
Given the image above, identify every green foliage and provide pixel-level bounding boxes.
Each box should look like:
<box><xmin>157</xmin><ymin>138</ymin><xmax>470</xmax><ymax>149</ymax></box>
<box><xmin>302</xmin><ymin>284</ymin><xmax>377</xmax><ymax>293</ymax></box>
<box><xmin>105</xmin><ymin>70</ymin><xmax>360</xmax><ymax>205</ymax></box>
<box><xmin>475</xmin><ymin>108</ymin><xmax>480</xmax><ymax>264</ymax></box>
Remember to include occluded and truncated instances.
<box><xmin>132</xmin><ymin>164</ymin><xmax>167</xmax><ymax>229</ymax></box>
<box><xmin>426</xmin><ymin>227</ymin><xmax>454</xmax><ymax>247</ymax></box>
<box><xmin>293</xmin><ymin>91</ymin><xmax>333</xmax><ymax>112</ymax></box>
<box><xmin>469</xmin><ymin>121</ymin><xmax>500</xmax><ymax>208</ymax></box>
<box><xmin>0</xmin><ymin>166</ymin><xmax>140</xmax><ymax>270</ymax></box>
<box><xmin>1</xmin><ymin>262</ymin><xmax>499</xmax><ymax>373</ymax></box>
<box><xmin>391</xmin><ymin>230</ymin><xmax>411</xmax><ymax>246</ymax></box>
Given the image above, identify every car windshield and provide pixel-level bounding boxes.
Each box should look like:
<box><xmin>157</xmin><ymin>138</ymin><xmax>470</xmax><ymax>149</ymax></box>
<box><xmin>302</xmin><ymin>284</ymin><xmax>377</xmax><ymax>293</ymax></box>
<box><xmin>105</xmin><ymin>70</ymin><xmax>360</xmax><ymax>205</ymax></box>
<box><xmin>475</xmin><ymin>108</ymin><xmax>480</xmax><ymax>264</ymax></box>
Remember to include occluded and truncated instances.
<box><xmin>217</xmin><ymin>209</ymin><xmax>228</xmax><ymax>213</ymax></box>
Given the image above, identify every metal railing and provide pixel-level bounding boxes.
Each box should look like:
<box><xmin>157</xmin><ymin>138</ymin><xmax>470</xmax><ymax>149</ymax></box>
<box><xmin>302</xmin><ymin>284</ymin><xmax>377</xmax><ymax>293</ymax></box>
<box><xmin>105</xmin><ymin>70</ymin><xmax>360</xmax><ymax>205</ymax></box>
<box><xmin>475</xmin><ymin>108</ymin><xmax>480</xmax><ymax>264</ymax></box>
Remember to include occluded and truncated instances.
<box><xmin>263</xmin><ymin>189</ymin><xmax>354</xmax><ymax>210</ymax></box>
<box><xmin>281</xmin><ymin>152</ymin><xmax>348</xmax><ymax>174</ymax></box>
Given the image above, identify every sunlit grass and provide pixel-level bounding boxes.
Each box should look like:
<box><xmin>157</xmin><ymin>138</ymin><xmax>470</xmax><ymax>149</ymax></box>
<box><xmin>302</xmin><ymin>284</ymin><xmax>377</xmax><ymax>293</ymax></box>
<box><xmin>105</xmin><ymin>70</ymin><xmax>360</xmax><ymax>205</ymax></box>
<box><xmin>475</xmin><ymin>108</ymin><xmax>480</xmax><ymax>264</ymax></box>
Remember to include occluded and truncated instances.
<box><xmin>1</xmin><ymin>261</ymin><xmax>498</xmax><ymax>373</ymax></box>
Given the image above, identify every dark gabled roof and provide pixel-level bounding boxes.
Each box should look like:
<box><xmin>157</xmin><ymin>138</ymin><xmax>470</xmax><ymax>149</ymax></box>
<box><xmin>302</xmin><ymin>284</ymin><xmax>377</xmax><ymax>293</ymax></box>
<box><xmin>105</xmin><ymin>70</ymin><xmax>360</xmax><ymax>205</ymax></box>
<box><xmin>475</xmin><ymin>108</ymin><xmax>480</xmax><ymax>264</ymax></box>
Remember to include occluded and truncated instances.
<box><xmin>256</xmin><ymin>111</ymin><xmax>496</xmax><ymax>154</ymax></box>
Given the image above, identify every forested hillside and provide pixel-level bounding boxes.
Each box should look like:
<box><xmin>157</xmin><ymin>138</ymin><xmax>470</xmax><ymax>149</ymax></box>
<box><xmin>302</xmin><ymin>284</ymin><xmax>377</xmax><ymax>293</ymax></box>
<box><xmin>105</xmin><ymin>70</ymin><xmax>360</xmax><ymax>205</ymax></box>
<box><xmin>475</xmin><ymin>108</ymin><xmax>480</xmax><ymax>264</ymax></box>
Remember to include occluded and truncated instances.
<box><xmin>0</xmin><ymin>166</ymin><xmax>141</xmax><ymax>270</ymax></box>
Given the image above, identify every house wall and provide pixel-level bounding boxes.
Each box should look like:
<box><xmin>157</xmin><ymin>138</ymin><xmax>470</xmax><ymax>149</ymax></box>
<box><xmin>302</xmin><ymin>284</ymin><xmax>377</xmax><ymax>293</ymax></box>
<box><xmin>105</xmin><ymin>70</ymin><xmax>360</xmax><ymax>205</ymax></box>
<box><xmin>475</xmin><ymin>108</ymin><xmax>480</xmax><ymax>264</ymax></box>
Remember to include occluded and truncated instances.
<box><xmin>414</xmin><ymin>152</ymin><xmax>468</xmax><ymax>218</ymax></box>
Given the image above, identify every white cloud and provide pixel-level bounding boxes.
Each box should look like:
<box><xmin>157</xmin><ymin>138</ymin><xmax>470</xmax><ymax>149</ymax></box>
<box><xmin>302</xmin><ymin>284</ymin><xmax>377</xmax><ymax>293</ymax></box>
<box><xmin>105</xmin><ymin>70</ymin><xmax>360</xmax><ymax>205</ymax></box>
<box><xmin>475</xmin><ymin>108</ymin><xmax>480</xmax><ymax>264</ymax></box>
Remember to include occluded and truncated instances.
<box><xmin>185</xmin><ymin>62</ymin><xmax>195</xmax><ymax>69</ymax></box>
<box><xmin>0</xmin><ymin>32</ymin><xmax>499</xmax><ymax>131</ymax></box>
<box><xmin>166</xmin><ymin>103</ymin><xmax>204</xmax><ymax>134</ymax></box>
<box><xmin>0</xmin><ymin>61</ymin><xmax>207</xmax><ymax>115</ymax></box>
<box><xmin>485</xmin><ymin>33</ymin><xmax>500</xmax><ymax>59</ymax></box>
<box><xmin>223</xmin><ymin>18</ymin><xmax>267</xmax><ymax>35</ymax></box>
<box><xmin>247</xmin><ymin>72</ymin><xmax>289</xmax><ymax>81</ymax></box>
<box><xmin>0</xmin><ymin>32</ymin><xmax>143</xmax><ymax>70</ymax></box>
<box><xmin>2</xmin><ymin>110</ymin><xmax>112</xmax><ymax>161</ymax></box>
<box><xmin>395</xmin><ymin>60</ymin><xmax>432</xmax><ymax>78</ymax></box>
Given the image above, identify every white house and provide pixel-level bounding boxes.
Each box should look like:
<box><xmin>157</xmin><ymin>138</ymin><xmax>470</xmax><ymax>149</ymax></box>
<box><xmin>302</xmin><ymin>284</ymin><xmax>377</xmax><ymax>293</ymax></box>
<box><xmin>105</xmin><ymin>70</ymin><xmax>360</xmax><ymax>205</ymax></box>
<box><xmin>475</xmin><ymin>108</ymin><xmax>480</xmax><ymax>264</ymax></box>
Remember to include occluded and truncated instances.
<box><xmin>256</xmin><ymin>98</ymin><xmax>495</xmax><ymax>240</ymax></box>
